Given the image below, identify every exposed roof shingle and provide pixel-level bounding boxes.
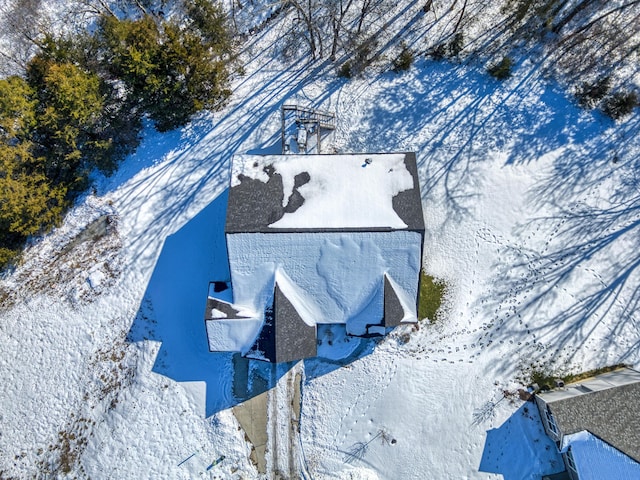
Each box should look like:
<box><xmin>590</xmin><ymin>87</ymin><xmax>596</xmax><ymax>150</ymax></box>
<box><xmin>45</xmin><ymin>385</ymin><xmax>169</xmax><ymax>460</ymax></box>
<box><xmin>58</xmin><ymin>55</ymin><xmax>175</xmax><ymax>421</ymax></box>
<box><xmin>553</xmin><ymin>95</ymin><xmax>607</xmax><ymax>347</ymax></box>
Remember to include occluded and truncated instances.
<box><xmin>226</xmin><ymin>153</ymin><xmax>425</xmax><ymax>233</ymax></box>
<box><xmin>540</xmin><ymin>369</ymin><xmax>640</xmax><ymax>463</ymax></box>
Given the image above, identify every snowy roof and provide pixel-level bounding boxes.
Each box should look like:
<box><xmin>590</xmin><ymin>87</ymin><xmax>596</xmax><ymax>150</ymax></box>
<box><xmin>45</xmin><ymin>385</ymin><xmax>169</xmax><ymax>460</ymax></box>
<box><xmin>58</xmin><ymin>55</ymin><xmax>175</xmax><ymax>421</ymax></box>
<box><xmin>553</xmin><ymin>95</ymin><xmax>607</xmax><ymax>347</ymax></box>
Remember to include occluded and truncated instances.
<box><xmin>268</xmin><ymin>271</ymin><xmax>318</xmax><ymax>363</ymax></box>
<box><xmin>205</xmin><ymin>317</ymin><xmax>263</xmax><ymax>354</ymax></box>
<box><xmin>537</xmin><ymin>367</ymin><xmax>640</xmax><ymax>463</ymax></box>
<box><xmin>273</xmin><ymin>269</ymin><xmax>321</xmax><ymax>328</ymax></box>
<box><xmin>226</xmin><ymin>153</ymin><xmax>424</xmax><ymax>233</ymax></box>
<box><xmin>538</xmin><ymin>367</ymin><xmax>640</xmax><ymax>402</ymax></box>
<box><xmin>562</xmin><ymin>431</ymin><xmax>640</xmax><ymax>480</ymax></box>
<box><xmin>205</xmin><ymin>270</ymin><xmax>319</xmax><ymax>362</ymax></box>
<box><xmin>383</xmin><ymin>274</ymin><xmax>418</xmax><ymax>327</ymax></box>
<box><xmin>210</xmin><ymin>152</ymin><xmax>424</xmax><ymax>362</ymax></box>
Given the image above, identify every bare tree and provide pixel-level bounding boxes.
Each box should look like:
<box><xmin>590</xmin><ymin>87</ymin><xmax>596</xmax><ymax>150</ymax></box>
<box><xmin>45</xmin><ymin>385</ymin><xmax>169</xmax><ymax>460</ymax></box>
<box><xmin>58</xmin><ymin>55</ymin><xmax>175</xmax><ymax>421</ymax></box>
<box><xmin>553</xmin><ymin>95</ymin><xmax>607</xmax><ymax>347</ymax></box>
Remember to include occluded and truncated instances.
<box><xmin>0</xmin><ymin>0</ymin><xmax>44</xmax><ymax>76</ymax></box>
<box><xmin>281</xmin><ymin>0</ymin><xmax>399</xmax><ymax>63</ymax></box>
<box><xmin>328</xmin><ymin>0</ymin><xmax>356</xmax><ymax>60</ymax></box>
<box><xmin>288</xmin><ymin>0</ymin><xmax>323</xmax><ymax>59</ymax></box>
<box><xmin>550</xmin><ymin>1</ymin><xmax>640</xmax><ymax>87</ymax></box>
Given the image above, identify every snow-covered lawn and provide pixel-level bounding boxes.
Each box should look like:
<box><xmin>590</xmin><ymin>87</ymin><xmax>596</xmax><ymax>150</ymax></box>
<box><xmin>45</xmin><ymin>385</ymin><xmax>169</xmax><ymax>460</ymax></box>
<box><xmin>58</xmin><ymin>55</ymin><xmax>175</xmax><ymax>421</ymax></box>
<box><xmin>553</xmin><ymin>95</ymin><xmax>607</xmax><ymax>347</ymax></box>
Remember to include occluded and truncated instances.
<box><xmin>1</xmin><ymin>13</ymin><xmax>639</xmax><ymax>480</ymax></box>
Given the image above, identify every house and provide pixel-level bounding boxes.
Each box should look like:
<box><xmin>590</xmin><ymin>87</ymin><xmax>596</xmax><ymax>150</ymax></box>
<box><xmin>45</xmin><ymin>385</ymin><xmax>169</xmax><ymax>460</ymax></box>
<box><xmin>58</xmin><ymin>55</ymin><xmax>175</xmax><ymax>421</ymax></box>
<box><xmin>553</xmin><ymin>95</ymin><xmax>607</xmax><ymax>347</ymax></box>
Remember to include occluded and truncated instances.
<box><xmin>534</xmin><ymin>367</ymin><xmax>640</xmax><ymax>480</ymax></box>
<box><xmin>204</xmin><ymin>152</ymin><xmax>425</xmax><ymax>363</ymax></box>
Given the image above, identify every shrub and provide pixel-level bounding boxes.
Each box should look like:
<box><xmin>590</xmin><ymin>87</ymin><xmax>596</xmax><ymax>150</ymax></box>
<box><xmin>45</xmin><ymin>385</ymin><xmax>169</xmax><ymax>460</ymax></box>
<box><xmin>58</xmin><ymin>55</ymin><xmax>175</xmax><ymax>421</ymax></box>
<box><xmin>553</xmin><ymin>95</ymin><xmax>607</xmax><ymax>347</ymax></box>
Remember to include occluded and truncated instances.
<box><xmin>431</xmin><ymin>32</ymin><xmax>464</xmax><ymax>60</ymax></box>
<box><xmin>392</xmin><ymin>43</ymin><xmax>414</xmax><ymax>72</ymax></box>
<box><xmin>448</xmin><ymin>32</ymin><xmax>464</xmax><ymax>57</ymax></box>
<box><xmin>338</xmin><ymin>37</ymin><xmax>377</xmax><ymax>78</ymax></box>
<box><xmin>601</xmin><ymin>90</ymin><xmax>638</xmax><ymax>121</ymax></box>
<box><xmin>563</xmin><ymin>364</ymin><xmax>627</xmax><ymax>384</ymax></box>
<box><xmin>338</xmin><ymin>61</ymin><xmax>353</xmax><ymax>78</ymax></box>
<box><xmin>487</xmin><ymin>56</ymin><xmax>513</xmax><ymax>80</ymax></box>
<box><xmin>418</xmin><ymin>272</ymin><xmax>447</xmax><ymax>322</ymax></box>
<box><xmin>575</xmin><ymin>76</ymin><xmax>611</xmax><ymax>109</ymax></box>
<box><xmin>0</xmin><ymin>246</ymin><xmax>20</xmax><ymax>270</ymax></box>
<box><xmin>521</xmin><ymin>363</ymin><xmax>628</xmax><ymax>391</ymax></box>
<box><xmin>529</xmin><ymin>369</ymin><xmax>556</xmax><ymax>391</ymax></box>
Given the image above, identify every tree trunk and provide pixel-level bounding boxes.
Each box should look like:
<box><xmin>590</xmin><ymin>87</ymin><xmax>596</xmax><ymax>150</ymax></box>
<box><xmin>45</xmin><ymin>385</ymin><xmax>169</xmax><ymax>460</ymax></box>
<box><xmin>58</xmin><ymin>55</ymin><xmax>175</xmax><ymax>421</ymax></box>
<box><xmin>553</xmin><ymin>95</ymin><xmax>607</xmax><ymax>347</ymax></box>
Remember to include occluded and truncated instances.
<box><xmin>552</xmin><ymin>0</ymin><xmax>597</xmax><ymax>33</ymax></box>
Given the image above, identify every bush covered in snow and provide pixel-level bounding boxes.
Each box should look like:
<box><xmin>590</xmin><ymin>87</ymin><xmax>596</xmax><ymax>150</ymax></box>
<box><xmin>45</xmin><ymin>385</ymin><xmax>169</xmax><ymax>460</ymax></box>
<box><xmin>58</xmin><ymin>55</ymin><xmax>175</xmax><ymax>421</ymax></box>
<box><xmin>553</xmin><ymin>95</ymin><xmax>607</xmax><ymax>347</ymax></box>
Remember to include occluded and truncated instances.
<box><xmin>392</xmin><ymin>43</ymin><xmax>414</xmax><ymax>73</ymax></box>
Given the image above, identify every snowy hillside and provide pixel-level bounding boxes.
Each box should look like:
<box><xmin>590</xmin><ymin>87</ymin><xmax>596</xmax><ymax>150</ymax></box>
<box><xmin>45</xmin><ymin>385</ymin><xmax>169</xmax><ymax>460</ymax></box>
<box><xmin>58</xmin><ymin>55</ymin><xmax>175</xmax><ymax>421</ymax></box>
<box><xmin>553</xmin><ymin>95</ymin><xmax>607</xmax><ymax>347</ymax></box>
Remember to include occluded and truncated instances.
<box><xmin>1</xmin><ymin>1</ymin><xmax>640</xmax><ymax>479</ymax></box>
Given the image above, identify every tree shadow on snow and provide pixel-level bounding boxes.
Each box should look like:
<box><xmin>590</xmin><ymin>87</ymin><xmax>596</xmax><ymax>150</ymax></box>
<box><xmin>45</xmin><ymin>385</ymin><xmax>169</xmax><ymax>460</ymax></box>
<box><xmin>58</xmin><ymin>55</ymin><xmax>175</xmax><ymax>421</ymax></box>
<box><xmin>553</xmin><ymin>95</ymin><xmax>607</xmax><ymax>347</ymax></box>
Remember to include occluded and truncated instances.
<box><xmin>350</xmin><ymin>58</ymin><xmax>600</xmax><ymax>225</ymax></box>
<box><xmin>478</xmin><ymin>402</ymin><xmax>564</xmax><ymax>479</ymax></box>
<box><xmin>127</xmin><ymin>189</ymin><xmax>377</xmax><ymax>416</ymax></box>
<box><xmin>475</xmin><ymin>113</ymin><xmax>640</xmax><ymax>376</ymax></box>
<box><xmin>349</xmin><ymin>55</ymin><xmax>640</xmax><ymax>376</ymax></box>
<box><xmin>101</xmin><ymin>39</ymin><xmax>345</xmax><ymax>286</ymax></box>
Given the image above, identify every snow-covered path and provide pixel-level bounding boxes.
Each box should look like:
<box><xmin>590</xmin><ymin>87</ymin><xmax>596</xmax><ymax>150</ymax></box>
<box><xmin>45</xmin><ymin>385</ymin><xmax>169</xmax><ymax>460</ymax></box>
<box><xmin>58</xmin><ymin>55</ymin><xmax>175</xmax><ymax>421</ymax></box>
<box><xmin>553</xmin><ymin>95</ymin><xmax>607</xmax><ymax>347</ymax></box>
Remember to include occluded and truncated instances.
<box><xmin>1</xmin><ymin>12</ymin><xmax>640</xmax><ymax>480</ymax></box>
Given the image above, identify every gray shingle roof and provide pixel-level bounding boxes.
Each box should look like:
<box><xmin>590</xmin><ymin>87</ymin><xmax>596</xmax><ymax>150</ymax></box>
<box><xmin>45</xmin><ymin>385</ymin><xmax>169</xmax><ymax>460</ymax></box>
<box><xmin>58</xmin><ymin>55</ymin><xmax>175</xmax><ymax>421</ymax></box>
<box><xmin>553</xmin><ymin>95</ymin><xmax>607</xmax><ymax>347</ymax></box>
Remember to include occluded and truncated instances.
<box><xmin>272</xmin><ymin>282</ymin><xmax>317</xmax><ymax>363</ymax></box>
<box><xmin>225</xmin><ymin>152</ymin><xmax>425</xmax><ymax>233</ymax></box>
<box><xmin>541</xmin><ymin>370</ymin><xmax>640</xmax><ymax>463</ymax></box>
<box><xmin>383</xmin><ymin>275</ymin><xmax>405</xmax><ymax>328</ymax></box>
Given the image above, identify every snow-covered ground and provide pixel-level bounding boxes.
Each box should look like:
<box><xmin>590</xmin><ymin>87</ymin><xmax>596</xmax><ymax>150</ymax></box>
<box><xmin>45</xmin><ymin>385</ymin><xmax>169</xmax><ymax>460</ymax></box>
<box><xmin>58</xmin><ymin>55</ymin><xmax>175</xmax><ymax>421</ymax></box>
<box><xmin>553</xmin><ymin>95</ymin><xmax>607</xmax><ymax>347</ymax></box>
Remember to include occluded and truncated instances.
<box><xmin>1</xmin><ymin>5</ymin><xmax>640</xmax><ymax>479</ymax></box>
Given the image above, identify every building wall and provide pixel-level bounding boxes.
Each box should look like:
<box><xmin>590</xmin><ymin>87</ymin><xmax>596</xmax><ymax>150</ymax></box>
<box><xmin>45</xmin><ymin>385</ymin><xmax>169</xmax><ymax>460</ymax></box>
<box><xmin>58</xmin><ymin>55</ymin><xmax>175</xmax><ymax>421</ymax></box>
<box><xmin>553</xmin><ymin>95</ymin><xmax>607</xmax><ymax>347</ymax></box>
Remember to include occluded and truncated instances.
<box><xmin>562</xmin><ymin>451</ymin><xmax>580</xmax><ymax>480</ymax></box>
<box><xmin>535</xmin><ymin>396</ymin><xmax>563</xmax><ymax>445</ymax></box>
<box><xmin>226</xmin><ymin>230</ymin><xmax>422</xmax><ymax>335</ymax></box>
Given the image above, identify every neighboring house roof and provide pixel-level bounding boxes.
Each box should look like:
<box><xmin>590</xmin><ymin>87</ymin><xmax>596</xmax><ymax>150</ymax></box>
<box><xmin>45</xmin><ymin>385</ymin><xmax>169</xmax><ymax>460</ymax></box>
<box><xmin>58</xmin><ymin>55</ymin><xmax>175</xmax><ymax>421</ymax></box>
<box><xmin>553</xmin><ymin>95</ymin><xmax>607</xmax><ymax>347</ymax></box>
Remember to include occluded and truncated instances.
<box><xmin>537</xmin><ymin>367</ymin><xmax>640</xmax><ymax>464</ymax></box>
<box><xmin>562</xmin><ymin>431</ymin><xmax>640</xmax><ymax>480</ymax></box>
<box><xmin>225</xmin><ymin>153</ymin><xmax>425</xmax><ymax>233</ymax></box>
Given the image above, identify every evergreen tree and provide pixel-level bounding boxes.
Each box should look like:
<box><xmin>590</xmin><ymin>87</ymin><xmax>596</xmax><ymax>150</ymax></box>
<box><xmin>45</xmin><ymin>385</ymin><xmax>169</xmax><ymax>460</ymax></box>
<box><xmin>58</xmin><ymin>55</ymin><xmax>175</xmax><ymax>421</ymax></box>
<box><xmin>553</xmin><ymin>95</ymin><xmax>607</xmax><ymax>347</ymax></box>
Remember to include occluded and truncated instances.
<box><xmin>184</xmin><ymin>0</ymin><xmax>232</xmax><ymax>54</ymax></box>
<box><xmin>0</xmin><ymin>76</ymin><xmax>67</xmax><ymax>266</ymax></box>
<box><xmin>0</xmin><ymin>141</ymin><xmax>67</xmax><ymax>239</ymax></box>
<box><xmin>0</xmin><ymin>76</ymin><xmax>36</xmax><ymax>141</ymax></box>
<box><xmin>27</xmin><ymin>59</ymin><xmax>107</xmax><ymax>191</ymax></box>
<box><xmin>0</xmin><ymin>0</ymin><xmax>235</xmax><ymax>268</ymax></box>
<box><xmin>98</xmin><ymin>8</ymin><xmax>233</xmax><ymax>132</ymax></box>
